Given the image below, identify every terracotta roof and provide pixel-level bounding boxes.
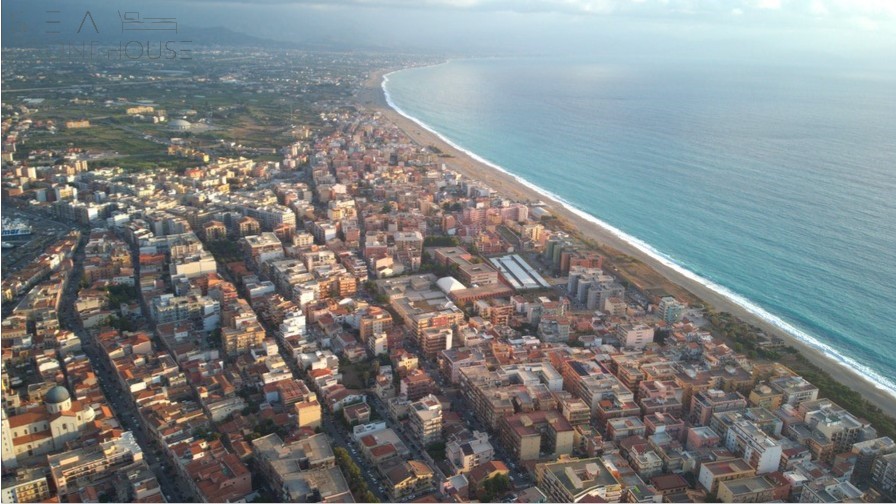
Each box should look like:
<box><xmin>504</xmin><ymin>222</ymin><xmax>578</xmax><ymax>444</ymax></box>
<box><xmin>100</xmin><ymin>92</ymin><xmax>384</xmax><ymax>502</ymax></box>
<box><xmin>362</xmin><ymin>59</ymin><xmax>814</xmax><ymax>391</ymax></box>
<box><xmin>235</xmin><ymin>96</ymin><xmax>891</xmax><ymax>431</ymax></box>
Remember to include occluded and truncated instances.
<box><xmin>7</xmin><ymin>411</ymin><xmax>48</xmax><ymax>428</ymax></box>
<box><xmin>370</xmin><ymin>444</ymin><xmax>397</xmax><ymax>457</ymax></box>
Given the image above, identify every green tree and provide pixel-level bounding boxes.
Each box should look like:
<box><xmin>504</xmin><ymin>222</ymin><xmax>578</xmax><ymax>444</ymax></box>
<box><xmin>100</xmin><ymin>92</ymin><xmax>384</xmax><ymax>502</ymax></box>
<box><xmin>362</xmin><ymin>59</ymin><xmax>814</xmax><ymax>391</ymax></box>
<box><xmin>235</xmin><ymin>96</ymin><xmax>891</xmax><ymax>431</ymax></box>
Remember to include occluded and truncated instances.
<box><xmin>107</xmin><ymin>284</ymin><xmax>137</xmax><ymax>305</ymax></box>
<box><xmin>483</xmin><ymin>474</ymin><xmax>510</xmax><ymax>496</ymax></box>
<box><xmin>423</xmin><ymin>235</ymin><xmax>459</xmax><ymax>247</ymax></box>
<box><xmin>481</xmin><ymin>473</ymin><xmax>511</xmax><ymax>501</ymax></box>
<box><xmin>426</xmin><ymin>441</ymin><xmax>447</xmax><ymax>460</ymax></box>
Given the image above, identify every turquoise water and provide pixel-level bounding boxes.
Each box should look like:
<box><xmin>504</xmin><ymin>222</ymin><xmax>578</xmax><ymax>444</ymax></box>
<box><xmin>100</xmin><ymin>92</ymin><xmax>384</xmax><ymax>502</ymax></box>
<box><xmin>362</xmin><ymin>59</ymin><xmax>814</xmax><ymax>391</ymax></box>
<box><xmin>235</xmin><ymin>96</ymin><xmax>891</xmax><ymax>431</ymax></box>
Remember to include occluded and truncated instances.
<box><xmin>383</xmin><ymin>57</ymin><xmax>896</xmax><ymax>399</ymax></box>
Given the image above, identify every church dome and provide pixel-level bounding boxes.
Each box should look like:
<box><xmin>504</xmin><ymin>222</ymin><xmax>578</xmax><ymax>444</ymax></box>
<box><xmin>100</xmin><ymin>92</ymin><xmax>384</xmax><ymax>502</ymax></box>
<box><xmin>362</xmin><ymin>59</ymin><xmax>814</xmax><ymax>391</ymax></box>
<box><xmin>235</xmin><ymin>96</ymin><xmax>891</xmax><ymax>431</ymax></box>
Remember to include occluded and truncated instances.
<box><xmin>45</xmin><ymin>386</ymin><xmax>71</xmax><ymax>404</ymax></box>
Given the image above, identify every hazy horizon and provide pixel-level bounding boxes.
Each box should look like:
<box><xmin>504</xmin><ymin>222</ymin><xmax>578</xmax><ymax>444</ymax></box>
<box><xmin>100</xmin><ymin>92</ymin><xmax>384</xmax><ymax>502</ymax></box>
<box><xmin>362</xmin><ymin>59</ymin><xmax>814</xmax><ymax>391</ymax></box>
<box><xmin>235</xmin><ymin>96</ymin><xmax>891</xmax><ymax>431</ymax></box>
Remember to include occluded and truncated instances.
<box><xmin>3</xmin><ymin>0</ymin><xmax>895</xmax><ymax>70</ymax></box>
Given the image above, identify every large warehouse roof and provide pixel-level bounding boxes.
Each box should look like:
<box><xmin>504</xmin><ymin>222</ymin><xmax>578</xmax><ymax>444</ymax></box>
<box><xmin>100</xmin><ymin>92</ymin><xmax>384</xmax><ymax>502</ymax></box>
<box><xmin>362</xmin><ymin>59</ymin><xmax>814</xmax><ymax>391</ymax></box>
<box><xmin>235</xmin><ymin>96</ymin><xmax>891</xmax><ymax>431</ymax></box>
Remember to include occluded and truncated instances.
<box><xmin>436</xmin><ymin>276</ymin><xmax>465</xmax><ymax>294</ymax></box>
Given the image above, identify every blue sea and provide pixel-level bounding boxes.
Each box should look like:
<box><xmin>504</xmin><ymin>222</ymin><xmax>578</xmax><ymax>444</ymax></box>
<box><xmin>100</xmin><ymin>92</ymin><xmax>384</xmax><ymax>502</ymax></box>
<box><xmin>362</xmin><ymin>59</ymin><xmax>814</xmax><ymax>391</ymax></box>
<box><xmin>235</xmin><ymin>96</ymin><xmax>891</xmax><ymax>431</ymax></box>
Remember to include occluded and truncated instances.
<box><xmin>383</xmin><ymin>57</ymin><xmax>896</xmax><ymax>399</ymax></box>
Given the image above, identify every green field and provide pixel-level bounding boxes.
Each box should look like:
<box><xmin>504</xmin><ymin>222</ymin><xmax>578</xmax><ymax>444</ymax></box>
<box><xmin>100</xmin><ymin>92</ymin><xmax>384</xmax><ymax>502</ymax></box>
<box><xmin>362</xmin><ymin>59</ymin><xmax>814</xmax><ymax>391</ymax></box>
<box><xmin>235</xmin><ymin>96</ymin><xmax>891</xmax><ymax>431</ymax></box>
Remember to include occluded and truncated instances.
<box><xmin>22</xmin><ymin>125</ymin><xmax>163</xmax><ymax>156</ymax></box>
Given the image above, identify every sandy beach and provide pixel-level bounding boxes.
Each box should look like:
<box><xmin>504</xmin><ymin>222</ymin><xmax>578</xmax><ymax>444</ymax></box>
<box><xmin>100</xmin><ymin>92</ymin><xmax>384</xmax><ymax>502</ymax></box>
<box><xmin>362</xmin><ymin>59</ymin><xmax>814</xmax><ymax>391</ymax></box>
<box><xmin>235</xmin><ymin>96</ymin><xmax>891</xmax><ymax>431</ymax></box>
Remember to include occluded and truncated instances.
<box><xmin>356</xmin><ymin>68</ymin><xmax>896</xmax><ymax>418</ymax></box>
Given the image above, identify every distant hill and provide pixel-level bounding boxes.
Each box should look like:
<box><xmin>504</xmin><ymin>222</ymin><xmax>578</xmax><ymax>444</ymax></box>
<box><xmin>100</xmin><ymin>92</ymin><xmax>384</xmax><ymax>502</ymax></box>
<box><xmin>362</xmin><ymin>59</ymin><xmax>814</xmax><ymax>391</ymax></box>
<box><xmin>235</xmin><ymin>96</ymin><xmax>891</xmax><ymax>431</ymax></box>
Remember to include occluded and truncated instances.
<box><xmin>0</xmin><ymin>22</ymin><xmax>408</xmax><ymax>54</ymax></box>
<box><xmin>177</xmin><ymin>26</ymin><xmax>294</xmax><ymax>48</ymax></box>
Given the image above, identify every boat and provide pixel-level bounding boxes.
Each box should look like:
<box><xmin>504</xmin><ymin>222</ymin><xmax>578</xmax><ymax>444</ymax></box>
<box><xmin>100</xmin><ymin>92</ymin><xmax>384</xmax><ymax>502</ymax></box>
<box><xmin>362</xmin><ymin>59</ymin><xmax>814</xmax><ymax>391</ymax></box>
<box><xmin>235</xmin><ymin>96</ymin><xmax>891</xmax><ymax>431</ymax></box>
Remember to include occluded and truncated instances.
<box><xmin>1</xmin><ymin>242</ymin><xmax>15</xmax><ymax>249</ymax></box>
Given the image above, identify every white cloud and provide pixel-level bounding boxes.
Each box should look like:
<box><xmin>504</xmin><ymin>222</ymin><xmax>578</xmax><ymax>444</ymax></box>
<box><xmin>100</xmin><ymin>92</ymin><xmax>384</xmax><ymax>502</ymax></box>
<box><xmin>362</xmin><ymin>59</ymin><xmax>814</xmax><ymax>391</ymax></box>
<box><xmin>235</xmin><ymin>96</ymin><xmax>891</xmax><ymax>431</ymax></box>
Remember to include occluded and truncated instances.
<box><xmin>809</xmin><ymin>1</ymin><xmax>829</xmax><ymax>16</ymax></box>
<box><xmin>829</xmin><ymin>0</ymin><xmax>896</xmax><ymax>17</ymax></box>
<box><xmin>189</xmin><ymin>0</ymin><xmax>896</xmax><ymax>27</ymax></box>
<box><xmin>850</xmin><ymin>15</ymin><xmax>880</xmax><ymax>30</ymax></box>
<box><xmin>751</xmin><ymin>0</ymin><xmax>782</xmax><ymax>10</ymax></box>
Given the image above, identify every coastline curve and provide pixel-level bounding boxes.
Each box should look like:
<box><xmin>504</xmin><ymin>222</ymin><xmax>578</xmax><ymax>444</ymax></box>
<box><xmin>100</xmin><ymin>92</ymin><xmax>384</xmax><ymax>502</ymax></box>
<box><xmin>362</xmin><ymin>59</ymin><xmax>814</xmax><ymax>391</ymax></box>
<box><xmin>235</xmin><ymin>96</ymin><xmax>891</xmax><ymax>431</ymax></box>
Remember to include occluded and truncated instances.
<box><xmin>381</xmin><ymin>66</ymin><xmax>896</xmax><ymax>402</ymax></box>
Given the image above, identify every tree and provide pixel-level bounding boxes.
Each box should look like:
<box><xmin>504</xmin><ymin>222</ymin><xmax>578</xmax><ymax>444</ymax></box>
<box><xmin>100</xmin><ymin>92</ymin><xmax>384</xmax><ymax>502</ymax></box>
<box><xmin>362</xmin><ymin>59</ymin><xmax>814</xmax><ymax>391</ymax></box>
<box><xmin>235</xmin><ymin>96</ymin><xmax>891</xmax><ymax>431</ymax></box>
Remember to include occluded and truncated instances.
<box><xmin>107</xmin><ymin>284</ymin><xmax>137</xmax><ymax>305</ymax></box>
<box><xmin>484</xmin><ymin>474</ymin><xmax>510</xmax><ymax>495</ymax></box>
<box><xmin>481</xmin><ymin>473</ymin><xmax>511</xmax><ymax>501</ymax></box>
<box><xmin>426</xmin><ymin>441</ymin><xmax>446</xmax><ymax>460</ymax></box>
<box><xmin>423</xmin><ymin>236</ymin><xmax>459</xmax><ymax>247</ymax></box>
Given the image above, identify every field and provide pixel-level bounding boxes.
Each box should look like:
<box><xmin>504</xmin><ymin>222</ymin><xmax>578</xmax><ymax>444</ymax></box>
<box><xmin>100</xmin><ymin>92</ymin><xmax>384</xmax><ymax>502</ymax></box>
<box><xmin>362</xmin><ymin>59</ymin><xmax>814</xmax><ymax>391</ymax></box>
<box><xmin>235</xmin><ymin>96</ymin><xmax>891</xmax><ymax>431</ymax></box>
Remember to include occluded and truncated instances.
<box><xmin>5</xmin><ymin>55</ymin><xmax>347</xmax><ymax>168</ymax></box>
<box><xmin>22</xmin><ymin>125</ymin><xmax>163</xmax><ymax>156</ymax></box>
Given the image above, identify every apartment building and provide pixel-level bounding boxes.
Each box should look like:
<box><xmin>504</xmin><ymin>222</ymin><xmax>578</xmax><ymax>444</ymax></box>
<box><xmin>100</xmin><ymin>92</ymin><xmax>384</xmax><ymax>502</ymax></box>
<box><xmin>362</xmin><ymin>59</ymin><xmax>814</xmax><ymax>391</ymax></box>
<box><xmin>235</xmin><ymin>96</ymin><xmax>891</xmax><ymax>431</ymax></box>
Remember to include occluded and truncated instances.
<box><xmin>769</xmin><ymin>376</ymin><xmax>819</xmax><ymax>406</ymax></box>
<box><xmin>1</xmin><ymin>476</ymin><xmax>51</xmax><ymax>503</ymax></box>
<box><xmin>410</xmin><ymin>394</ymin><xmax>443</xmax><ymax>445</ymax></box>
<box><xmin>500</xmin><ymin>410</ymin><xmax>574</xmax><ymax>462</ymax></box>
<box><xmin>47</xmin><ymin>432</ymin><xmax>143</xmax><ymax>497</ymax></box>
<box><xmin>690</xmin><ymin>389</ymin><xmax>747</xmax><ymax>426</ymax></box>
<box><xmin>184</xmin><ymin>452</ymin><xmax>252</xmax><ymax>503</ymax></box>
<box><xmin>872</xmin><ymin>452</ymin><xmax>896</xmax><ymax>499</ymax></box>
<box><xmin>446</xmin><ymin>431</ymin><xmax>494</xmax><ymax>474</ymax></box>
<box><xmin>725</xmin><ymin>419</ymin><xmax>783</xmax><ymax>474</ymax></box>
<box><xmin>418</xmin><ymin>326</ymin><xmax>454</xmax><ymax>359</ymax></box>
<box><xmin>222</xmin><ymin>321</ymin><xmax>266</xmax><ymax>357</ymax></box>
<box><xmin>536</xmin><ymin>457</ymin><xmax>623</xmax><ymax>503</ymax></box>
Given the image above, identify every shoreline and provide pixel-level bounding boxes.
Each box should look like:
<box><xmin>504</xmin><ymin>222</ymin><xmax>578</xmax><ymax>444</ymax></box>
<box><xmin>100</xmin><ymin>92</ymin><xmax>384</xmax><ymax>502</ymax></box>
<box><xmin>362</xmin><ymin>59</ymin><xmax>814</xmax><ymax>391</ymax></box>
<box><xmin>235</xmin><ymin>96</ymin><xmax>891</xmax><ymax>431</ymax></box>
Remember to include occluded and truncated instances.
<box><xmin>356</xmin><ymin>67</ymin><xmax>896</xmax><ymax>418</ymax></box>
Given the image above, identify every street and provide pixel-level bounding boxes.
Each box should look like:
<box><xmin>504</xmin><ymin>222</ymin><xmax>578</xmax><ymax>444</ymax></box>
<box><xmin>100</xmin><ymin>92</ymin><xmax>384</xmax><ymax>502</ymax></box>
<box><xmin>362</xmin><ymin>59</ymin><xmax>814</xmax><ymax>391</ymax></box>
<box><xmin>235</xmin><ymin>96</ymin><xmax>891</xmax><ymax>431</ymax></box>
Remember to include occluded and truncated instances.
<box><xmin>56</xmin><ymin>236</ymin><xmax>188</xmax><ymax>503</ymax></box>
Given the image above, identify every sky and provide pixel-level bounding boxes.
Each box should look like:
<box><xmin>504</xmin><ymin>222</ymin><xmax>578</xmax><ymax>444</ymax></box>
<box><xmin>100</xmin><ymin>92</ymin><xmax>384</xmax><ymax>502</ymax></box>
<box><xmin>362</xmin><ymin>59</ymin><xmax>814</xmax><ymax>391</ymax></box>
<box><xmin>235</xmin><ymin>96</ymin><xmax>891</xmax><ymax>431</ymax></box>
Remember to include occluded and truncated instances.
<box><xmin>4</xmin><ymin>0</ymin><xmax>895</xmax><ymax>66</ymax></box>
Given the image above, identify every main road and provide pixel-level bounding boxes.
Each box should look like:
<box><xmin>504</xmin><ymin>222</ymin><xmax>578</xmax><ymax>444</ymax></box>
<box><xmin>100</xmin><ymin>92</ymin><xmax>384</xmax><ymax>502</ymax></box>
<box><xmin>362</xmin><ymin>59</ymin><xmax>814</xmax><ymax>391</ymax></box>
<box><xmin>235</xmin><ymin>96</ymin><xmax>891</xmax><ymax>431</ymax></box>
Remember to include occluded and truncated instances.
<box><xmin>57</xmin><ymin>234</ymin><xmax>188</xmax><ymax>503</ymax></box>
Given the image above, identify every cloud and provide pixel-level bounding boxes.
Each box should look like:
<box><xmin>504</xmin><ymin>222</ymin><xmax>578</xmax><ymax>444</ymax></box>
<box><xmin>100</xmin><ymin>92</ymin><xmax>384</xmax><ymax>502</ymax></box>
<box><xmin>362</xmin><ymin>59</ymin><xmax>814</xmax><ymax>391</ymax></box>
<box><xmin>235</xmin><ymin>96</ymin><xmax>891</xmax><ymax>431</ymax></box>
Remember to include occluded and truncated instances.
<box><xmin>751</xmin><ymin>0</ymin><xmax>782</xmax><ymax>10</ymax></box>
<box><xmin>175</xmin><ymin>0</ymin><xmax>896</xmax><ymax>26</ymax></box>
<box><xmin>850</xmin><ymin>15</ymin><xmax>880</xmax><ymax>31</ymax></box>
<box><xmin>183</xmin><ymin>0</ymin><xmax>625</xmax><ymax>15</ymax></box>
<box><xmin>828</xmin><ymin>0</ymin><xmax>896</xmax><ymax>17</ymax></box>
<box><xmin>808</xmin><ymin>1</ymin><xmax>828</xmax><ymax>16</ymax></box>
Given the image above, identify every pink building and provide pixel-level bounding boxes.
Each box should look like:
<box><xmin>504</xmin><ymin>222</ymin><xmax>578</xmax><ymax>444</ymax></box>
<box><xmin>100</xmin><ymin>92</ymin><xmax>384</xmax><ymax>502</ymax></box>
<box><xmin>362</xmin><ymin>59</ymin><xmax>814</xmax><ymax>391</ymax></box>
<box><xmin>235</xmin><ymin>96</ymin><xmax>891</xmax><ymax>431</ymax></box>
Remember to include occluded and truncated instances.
<box><xmin>644</xmin><ymin>413</ymin><xmax>686</xmax><ymax>441</ymax></box>
<box><xmin>639</xmin><ymin>380</ymin><xmax>684</xmax><ymax>416</ymax></box>
<box><xmin>686</xmin><ymin>426</ymin><xmax>722</xmax><ymax>451</ymax></box>
<box><xmin>690</xmin><ymin>389</ymin><xmax>747</xmax><ymax>426</ymax></box>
